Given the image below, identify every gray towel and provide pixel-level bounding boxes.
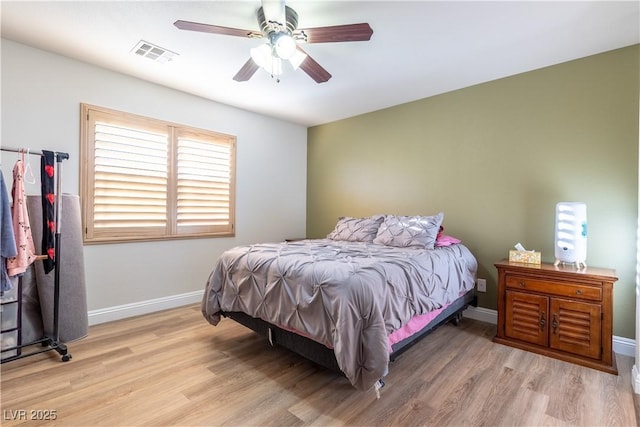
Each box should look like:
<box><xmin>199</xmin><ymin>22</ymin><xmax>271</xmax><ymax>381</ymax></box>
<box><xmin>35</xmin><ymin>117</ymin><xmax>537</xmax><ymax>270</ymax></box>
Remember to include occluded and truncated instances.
<box><xmin>20</xmin><ymin>266</ymin><xmax>44</xmax><ymax>344</ymax></box>
<box><xmin>27</xmin><ymin>194</ymin><xmax>88</xmax><ymax>343</ymax></box>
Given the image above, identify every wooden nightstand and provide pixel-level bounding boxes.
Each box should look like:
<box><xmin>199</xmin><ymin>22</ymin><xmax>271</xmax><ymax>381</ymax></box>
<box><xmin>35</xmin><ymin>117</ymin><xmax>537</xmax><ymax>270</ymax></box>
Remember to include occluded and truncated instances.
<box><xmin>493</xmin><ymin>260</ymin><xmax>618</xmax><ymax>375</ymax></box>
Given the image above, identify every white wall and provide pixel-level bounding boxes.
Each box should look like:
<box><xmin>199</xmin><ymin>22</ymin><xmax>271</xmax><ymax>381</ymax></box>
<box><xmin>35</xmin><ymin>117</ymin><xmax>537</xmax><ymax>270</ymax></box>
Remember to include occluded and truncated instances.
<box><xmin>1</xmin><ymin>39</ymin><xmax>307</xmax><ymax>315</ymax></box>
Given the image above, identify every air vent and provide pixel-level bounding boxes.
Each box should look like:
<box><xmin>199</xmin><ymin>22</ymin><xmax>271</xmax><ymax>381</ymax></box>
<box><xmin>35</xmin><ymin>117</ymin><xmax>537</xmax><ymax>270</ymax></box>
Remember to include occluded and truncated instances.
<box><xmin>131</xmin><ymin>40</ymin><xmax>178</xmax><ymax>63</ymax></box>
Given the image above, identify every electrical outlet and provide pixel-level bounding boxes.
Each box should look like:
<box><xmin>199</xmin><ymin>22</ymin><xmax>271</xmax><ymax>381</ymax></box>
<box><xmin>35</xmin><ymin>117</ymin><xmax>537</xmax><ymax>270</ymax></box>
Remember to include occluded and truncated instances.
<box><xmin>477</xmin><ymin>278</ymin><xmax>487</xmax><ymax>292</ymax></box>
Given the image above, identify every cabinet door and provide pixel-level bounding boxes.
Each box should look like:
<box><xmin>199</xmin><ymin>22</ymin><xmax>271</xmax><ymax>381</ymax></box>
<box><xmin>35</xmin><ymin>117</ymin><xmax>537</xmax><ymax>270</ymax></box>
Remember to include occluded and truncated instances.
<box><xmin>505</xmin><ymin>290</ymin><xmax>549</xmax><ymax>347</ymax></box>
<box><xmin>549</xmin><ymin>298</ymin><xmax>601</xmax><ymax>359</ymax></box>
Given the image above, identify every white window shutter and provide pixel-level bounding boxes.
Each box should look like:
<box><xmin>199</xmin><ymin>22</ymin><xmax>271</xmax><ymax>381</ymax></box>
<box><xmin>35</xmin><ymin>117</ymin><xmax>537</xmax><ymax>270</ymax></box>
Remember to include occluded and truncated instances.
<box><xmin>176</xmin><ymin>131</ymin><xmax>234</xmax><ymax>233</ymax></box>
<box><xmin>93</xmin><ymin>122</ymin><xmax>169</xmax><ymax>230</ymax></box>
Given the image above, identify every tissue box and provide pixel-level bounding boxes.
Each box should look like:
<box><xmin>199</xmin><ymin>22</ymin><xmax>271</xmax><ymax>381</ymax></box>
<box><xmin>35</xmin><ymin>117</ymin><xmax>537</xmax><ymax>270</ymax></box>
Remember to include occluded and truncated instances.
<box><xmin>509</xmin><ymin>250</ymin><xmax>541</xmax><ymax>265</ymax></box>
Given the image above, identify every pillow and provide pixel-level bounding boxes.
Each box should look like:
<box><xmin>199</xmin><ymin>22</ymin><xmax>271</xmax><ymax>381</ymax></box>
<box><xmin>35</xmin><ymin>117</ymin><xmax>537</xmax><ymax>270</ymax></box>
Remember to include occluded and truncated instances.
<box><xmin>435</xmin><ymin>234</ymin><xmax>461</xmax><ymax>247</ymax></box>
<box><xmin>373</xmin><ymin>212</ymin><xmax>444</xmax><ymax>249</ymax></box>
<box><xmin>327</xmin><ymin>215</ymin><xmax>384</xmax><ymax>243</ymax></box>
<box><xmin>435</xmin><ymin>225</ymin><xmax>461</xmax><ymax>247</ymax></box>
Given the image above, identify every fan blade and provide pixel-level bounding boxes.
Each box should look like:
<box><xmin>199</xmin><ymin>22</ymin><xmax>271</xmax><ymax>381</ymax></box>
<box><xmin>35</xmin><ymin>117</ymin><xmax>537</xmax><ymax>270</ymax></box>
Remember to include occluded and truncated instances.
<box><xmin>296</xmin><ymin>23</ymin><xmax>373</xmax><ymax>43</ymax></box>
<box><xmin>174</xmin><ymin>20</ymin><xmax>261</xmax><ymax>38</ymax></box>
<box><xmin>233</xmin><ymin>58</ymin><xmax>260</xmax><ymax>82</ymax></box>
<box><xmin>297</xmin><ymin>48</ymin><xmax>331</xmax><ymax>83</ymax></box>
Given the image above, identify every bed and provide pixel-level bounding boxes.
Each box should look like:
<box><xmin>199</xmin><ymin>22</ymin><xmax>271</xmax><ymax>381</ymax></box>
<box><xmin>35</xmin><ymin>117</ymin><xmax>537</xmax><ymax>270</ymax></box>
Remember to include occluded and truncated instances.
<box><xmin>201</xmin><ymin>213</ymin><xmax>478</xmax><ymax>392</ymax></box>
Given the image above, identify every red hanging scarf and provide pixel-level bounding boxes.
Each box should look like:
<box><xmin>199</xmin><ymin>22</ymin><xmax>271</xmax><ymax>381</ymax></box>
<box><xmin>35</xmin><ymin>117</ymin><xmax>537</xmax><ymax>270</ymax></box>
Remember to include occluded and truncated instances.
<box><xmin>40</xmin><ymin>150</ymin><xmax>55</xmax><ymax>273</ymax></box>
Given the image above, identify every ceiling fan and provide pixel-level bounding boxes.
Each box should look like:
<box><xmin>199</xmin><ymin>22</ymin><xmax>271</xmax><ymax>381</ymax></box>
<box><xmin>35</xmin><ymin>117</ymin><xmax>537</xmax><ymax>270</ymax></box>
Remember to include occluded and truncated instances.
<box><xmin>174</xmin><ymin>0</ymin><xmax>373</xmax><ymax>83</ymax></box>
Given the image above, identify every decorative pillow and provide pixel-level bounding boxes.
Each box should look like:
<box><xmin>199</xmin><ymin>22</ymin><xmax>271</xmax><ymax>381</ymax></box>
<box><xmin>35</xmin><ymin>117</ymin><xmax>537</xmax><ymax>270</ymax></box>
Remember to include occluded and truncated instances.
<box><xmin>373</xmin><ymin>212</ymin><xmax>444</xmax><ymax>249</ymax></box>
<box><xmin>435</xmin><ymin>234</ymin><xmax>461</xmax><ymax>247</ymax></box>
<box><xmin>327</xmin><ymin>215</ymin><xmax>384</xmax><ymax>243</ymax></box>
<box><xmin>435</xmin><ymin>225</ymin><xmax>461</xmax><ymax>247</ymax></box>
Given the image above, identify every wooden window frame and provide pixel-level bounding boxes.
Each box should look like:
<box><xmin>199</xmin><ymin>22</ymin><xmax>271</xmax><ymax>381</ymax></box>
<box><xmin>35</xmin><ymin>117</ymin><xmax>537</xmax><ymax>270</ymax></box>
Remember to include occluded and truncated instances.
<box><xmin>80</xmin><ymin>103</ymin><xmax>236</xmax><ymax>244</ymax></box>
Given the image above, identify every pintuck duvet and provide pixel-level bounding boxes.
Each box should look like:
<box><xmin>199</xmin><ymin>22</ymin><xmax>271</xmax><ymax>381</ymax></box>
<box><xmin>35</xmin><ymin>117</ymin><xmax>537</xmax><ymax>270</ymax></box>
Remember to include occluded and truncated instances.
<box><xmin>202</xmin><ymin>239</ymin><xmax>477</xmax><ymax>391</ymax></box>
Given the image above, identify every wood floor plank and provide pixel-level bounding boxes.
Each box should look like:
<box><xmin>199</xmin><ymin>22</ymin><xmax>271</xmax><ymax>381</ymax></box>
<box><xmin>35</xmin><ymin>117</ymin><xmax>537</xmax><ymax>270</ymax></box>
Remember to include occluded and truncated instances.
<box><xmin>497</xmin><ymin>386</ymin><xmax>549</xmax><ymax>427</ymax></box>
<box><xmin>1</xmin><ymin>304</ymin><xmax>636</xmax><ymax>427</ymax></box>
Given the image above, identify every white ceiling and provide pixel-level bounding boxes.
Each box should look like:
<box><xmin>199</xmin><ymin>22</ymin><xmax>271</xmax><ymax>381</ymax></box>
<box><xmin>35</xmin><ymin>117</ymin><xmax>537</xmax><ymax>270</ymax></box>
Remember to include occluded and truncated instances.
<box><xmin>1</xmin><ymin>1</ymin><xmax>639</xmax><ymax>127</ymax></box>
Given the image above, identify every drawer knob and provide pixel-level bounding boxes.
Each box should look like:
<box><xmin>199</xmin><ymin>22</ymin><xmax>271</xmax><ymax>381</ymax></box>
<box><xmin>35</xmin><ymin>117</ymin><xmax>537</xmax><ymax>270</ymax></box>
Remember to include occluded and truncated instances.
<box><xmin>576</xmin><ymin>290</ymin><xmax>582</xmax><ymax>295</ymax></box>
<box><xmin>519</xmin><ymin>281</ymin><xmax>525</xmax><ymax>288</ymax></box>
<box><xmin>539</xmin><ymin>312</ymin><xmax>546</xmax><ymax>330</ymax></box>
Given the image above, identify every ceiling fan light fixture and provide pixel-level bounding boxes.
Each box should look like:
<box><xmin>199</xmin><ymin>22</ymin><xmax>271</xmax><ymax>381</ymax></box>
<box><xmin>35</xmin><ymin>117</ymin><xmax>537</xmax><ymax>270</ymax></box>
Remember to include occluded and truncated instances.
<box><xmin>274</xmin><ymin>33</ymin><xmax>296</xmax><ymax>59</ymax></box>
<box><xmin>250</xmin><ymin>43</ymin><xmax>271</xmax><ymax>68</ymax></box>
<box><xmin>251</xmin><ymin>43</ymin><xmax>283</xmax><ymax>77</ymax></box>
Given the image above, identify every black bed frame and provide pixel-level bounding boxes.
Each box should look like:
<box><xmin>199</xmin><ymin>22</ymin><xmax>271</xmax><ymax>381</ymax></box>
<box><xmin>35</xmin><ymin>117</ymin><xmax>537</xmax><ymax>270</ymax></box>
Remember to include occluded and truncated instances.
<box><xmin>222</xmin><ymin>291</ymin><xmax>478</xmax><ymax>375</ymax></box>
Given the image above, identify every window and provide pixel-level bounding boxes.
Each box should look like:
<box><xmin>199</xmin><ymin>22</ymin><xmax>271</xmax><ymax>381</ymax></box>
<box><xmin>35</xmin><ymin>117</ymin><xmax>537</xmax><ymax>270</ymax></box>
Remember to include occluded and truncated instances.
<box><xmin>80</xmin><ymin>104</ymin><xmax>236</xmax><ymax>243</ymax></box>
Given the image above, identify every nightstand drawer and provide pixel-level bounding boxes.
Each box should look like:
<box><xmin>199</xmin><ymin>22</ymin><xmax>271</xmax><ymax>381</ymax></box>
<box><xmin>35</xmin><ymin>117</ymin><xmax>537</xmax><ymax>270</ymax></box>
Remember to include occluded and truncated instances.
<box><xmin>505</xmin><ymin>276</ymin><xmax>602</xmax><ymax>301</ymax></box>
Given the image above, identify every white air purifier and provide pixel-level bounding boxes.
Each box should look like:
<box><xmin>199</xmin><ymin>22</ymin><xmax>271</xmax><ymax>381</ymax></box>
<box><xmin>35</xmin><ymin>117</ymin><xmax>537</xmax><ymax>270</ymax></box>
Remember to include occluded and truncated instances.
<box><xmin>554</xmin><ymin>202</ymin><xmax>587</xmax><ymax>268</ymax></box>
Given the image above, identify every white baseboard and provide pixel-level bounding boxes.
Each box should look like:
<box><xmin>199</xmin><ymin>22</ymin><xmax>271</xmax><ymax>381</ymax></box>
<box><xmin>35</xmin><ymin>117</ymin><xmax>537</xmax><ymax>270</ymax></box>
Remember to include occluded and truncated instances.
<box><xmin>462</xmin><ymin>306</ymin><xmax>635</xmax><ymax>357</ymax></box>
<box><xmin>463</xmin><ymin>305</ymin><xmax>497</xmax><ymax>324</ymax></box>
<box><xmin>613</xmin><ymin>336</ymin><xmax>636</xmax><ymax>357</ymax></box>
<box><xmin>87</xmin><ymin>290</ymin><xmax>204</xmax><ymax>326</ymax></box>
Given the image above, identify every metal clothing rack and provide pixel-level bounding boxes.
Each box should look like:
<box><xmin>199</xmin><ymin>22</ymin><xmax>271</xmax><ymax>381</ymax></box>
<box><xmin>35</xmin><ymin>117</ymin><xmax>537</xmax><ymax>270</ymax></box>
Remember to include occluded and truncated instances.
<box><xmin>0</xmin><ymin>146</ymin><xmax>71</xmax><ymax>362</ymax></box>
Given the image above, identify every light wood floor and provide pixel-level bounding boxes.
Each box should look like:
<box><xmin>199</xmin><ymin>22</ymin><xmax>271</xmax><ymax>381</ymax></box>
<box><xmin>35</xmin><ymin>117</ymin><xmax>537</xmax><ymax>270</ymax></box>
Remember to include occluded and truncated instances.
<box><xmin>1</xmin><ymin>304</ymin><xmax>637</xmax><ymax>427</ymax></box>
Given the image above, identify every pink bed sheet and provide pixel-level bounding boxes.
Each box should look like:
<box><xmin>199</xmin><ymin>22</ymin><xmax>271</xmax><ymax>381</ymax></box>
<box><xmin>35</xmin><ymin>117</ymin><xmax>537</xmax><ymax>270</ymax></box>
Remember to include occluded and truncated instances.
<box><xmin>387</xmin><ymin>302</ymin><xmax>451</xmax><ymax>352</ymax></box>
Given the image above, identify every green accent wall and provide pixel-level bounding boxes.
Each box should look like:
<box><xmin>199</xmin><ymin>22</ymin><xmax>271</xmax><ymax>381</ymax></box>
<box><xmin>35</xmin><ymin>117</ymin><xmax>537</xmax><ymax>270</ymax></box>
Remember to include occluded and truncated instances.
<box><xmin>307</xmin><ymin>45</ymin><xmax>640</xmax><ymax>339</ymax></box>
